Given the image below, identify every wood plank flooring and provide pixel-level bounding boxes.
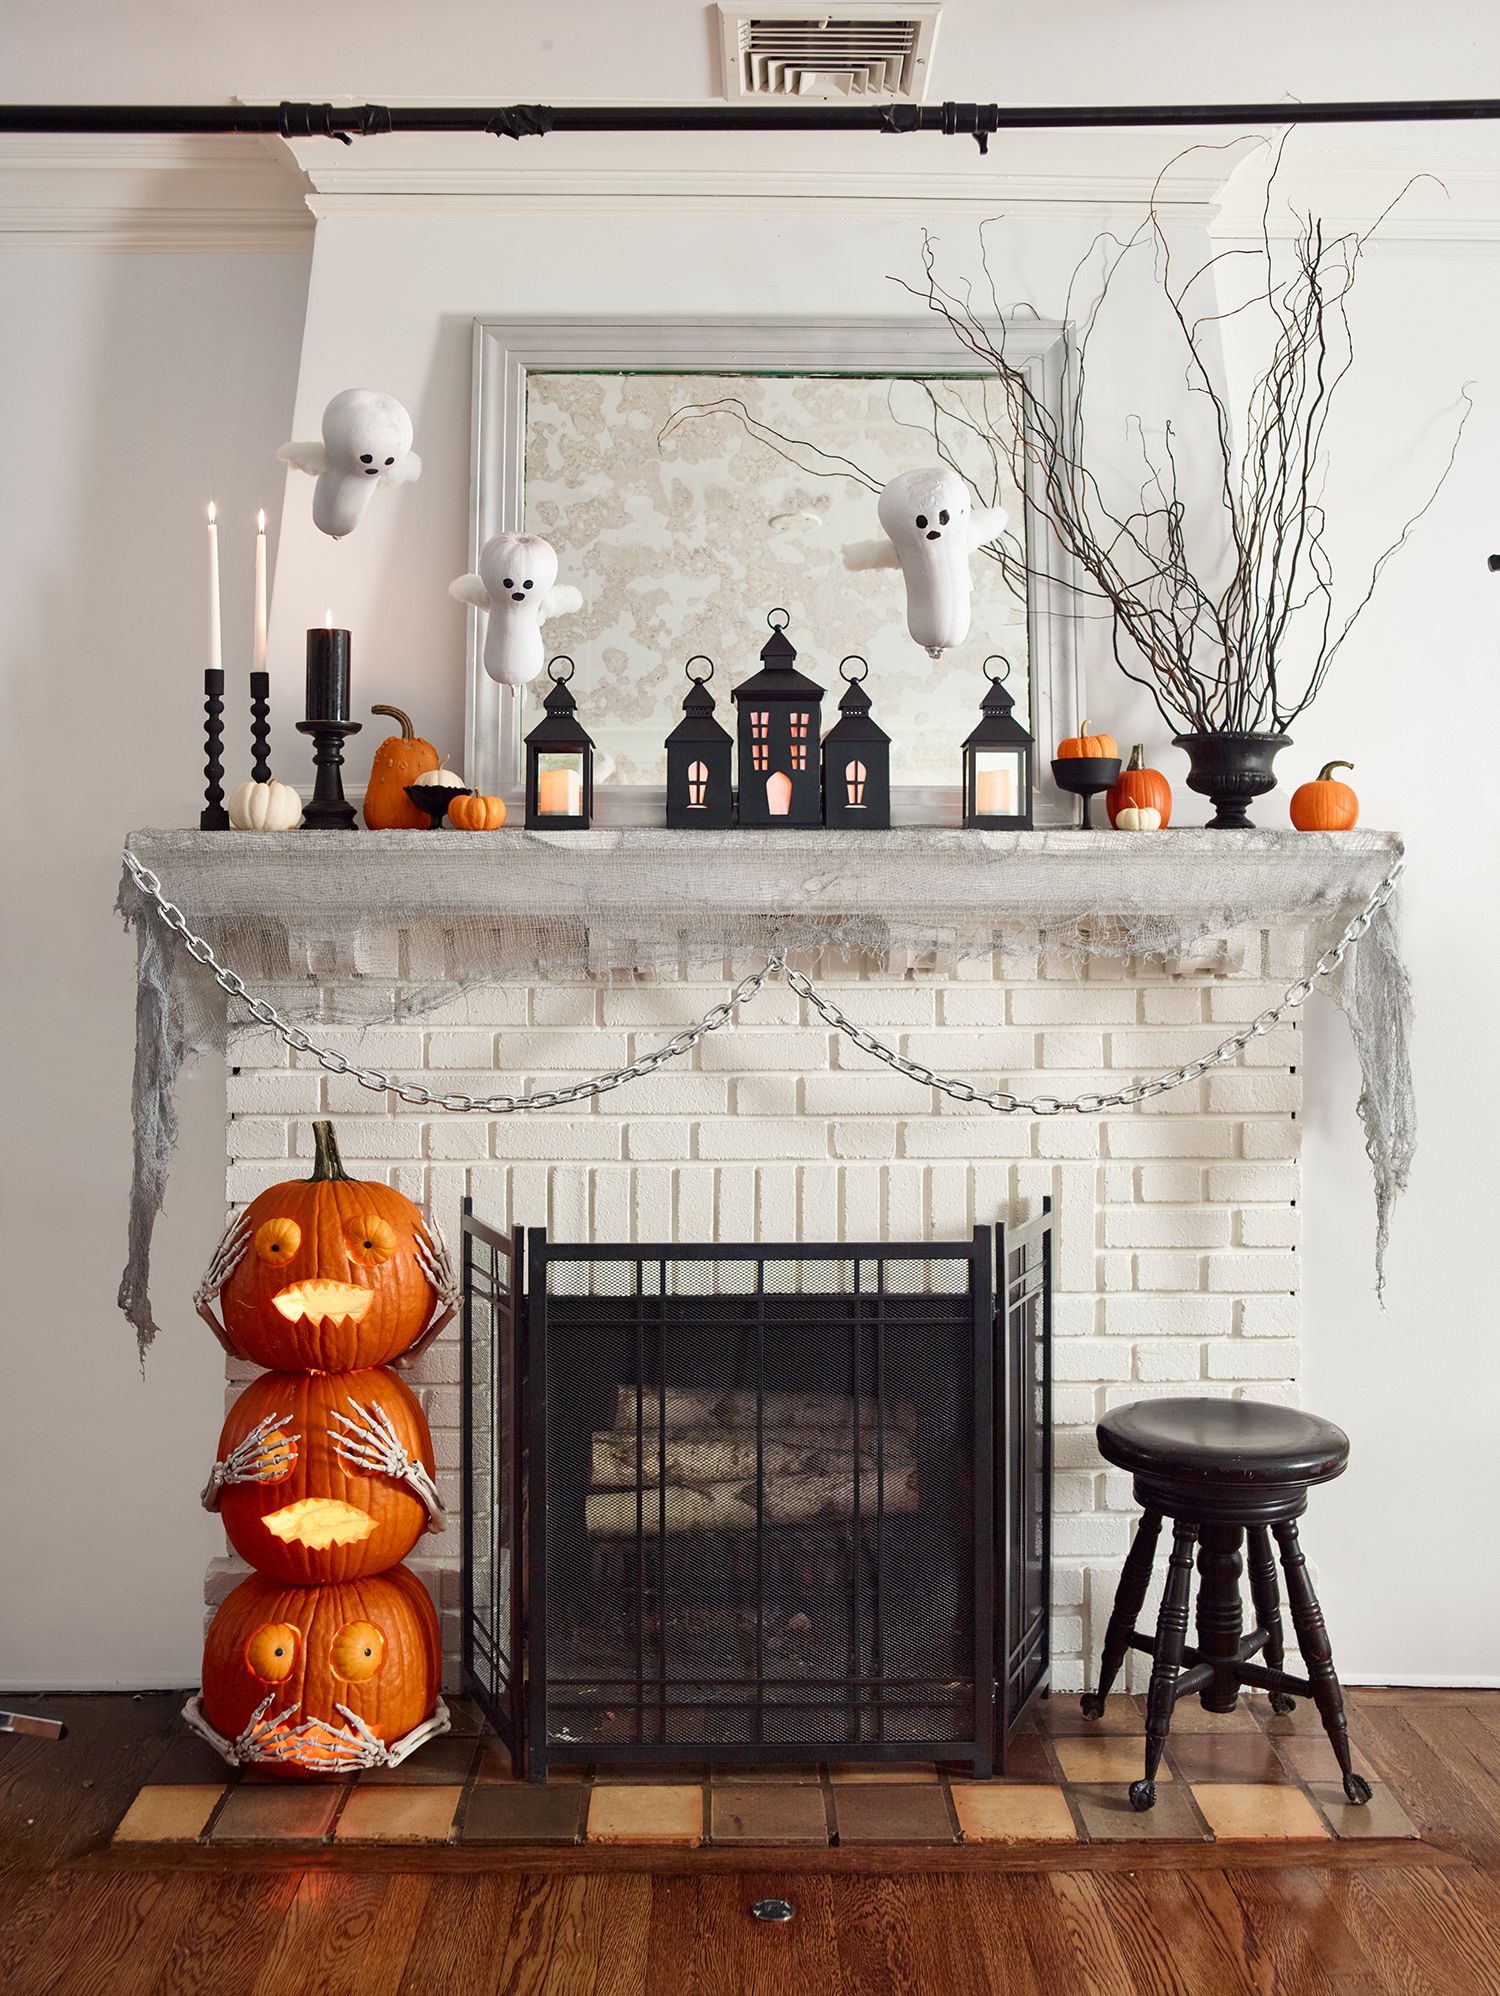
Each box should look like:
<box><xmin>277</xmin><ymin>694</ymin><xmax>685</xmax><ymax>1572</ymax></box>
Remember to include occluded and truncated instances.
<box><xmin>3</xmin><ymin>1688</ymin><xmax>1499</xmax><ymax>1994</ymax></box>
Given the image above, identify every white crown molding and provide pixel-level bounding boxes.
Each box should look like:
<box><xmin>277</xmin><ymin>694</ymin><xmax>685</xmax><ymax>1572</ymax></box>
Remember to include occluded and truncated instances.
<box><xmin>0</xmin><ymin>134</ymin><xmax>313</xmax><ymax>250</ymax></box>
<box><xmin>1210</xmin><ymin>145</ymin><xmax>1500</xmax><ymax>247</ymax></box>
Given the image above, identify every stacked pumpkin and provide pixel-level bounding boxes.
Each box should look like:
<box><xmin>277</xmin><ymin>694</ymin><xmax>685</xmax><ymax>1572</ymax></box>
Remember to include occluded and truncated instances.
<box><xmin>185</xmin><ymin>1120</ymin><xmax>457</xmax><ymax>1775</ymax></box>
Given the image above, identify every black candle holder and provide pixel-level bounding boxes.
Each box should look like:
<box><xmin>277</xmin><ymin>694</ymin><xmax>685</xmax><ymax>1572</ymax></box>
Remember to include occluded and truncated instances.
<box><xmin>295</xmin><ymin>717</ymin><xmax>362</xmax><ymax>829</ymax></box>
<box><xmin>1050</xmin><ymin>755</ymin><xmax>1121</xmax><ymax>829</ymax></box>
<box><xmin>200</xmin><ymin>668</ymin><xmax>229</xmax><ymax>829</ymax></box>
<box><xmin>250</xmin><ymin>670</ymin><xmax>272</xmax><ymax>784</ymax></box>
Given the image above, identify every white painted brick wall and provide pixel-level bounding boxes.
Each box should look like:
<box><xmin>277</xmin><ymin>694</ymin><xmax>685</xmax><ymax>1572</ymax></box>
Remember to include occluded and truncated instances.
<box><xmin>215</xmin><ymin>940</ymin><xmax>1302</xmax><ymax>1700</ymax></box>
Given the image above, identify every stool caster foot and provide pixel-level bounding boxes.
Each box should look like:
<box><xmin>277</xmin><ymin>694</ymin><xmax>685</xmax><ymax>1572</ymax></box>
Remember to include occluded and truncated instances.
<box><xmin>1342</xmin><ymin>1772</ymin><xmax>1372</xmax><ymax>1806</ymax></box>
<box><xmin>1079</xmin><ymin>1693</ymin><xmax>1106</xmax><ymax>1720</ymax></box>
<box><xmin>1269</xmin><ymin>1691</ymin><xmax>1296</xmax><ymax>1716</ymax></box>
<box><xmin>1128</xmin><ymin>1780</ymin><xmax>1156</xmax><ymax>1812</ymax></box>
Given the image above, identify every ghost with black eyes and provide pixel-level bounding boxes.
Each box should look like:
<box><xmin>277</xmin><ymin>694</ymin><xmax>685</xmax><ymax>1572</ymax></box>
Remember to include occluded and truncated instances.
<box><xmin>278</xmin><ymin>389</ymin><xmax>422</xmax><ymax>541</ymax></box>
<box><xmin>844</xmin><ymin>466</ymin><xmax>1007</xmax><ymax>658</ymax></box>
<box><xmin>448</xmin><ymin>532</ymin><xmax>584</xmax><ymax>687</ymax></box>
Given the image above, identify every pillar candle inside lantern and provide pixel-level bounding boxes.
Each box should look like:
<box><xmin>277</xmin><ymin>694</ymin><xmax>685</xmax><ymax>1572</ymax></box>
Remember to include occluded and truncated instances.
<box><xmin>537</xmin><ymin>763</ymin><xmax>583</xmax><ymax>816</ymax></box>
<box><xmin>975</xmin><ymin>756</ymin><xmax>1019</xmax><ymax>817</ymax></box>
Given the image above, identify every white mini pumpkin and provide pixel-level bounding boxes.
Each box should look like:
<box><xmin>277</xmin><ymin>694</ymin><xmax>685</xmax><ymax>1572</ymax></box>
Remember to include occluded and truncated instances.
<box><xmin>1115</xmin><ymin>804</ymin><xmax>1163</xmax><ymax>833</ymax></box>
<box><xmin>414</xmin><ymin>765</ymin><xmax>467</xmax><ymax>790</ymax></box>
<box><xmin>228</xmin><ymin>779</ymin><xmax>303</xmax><ymax>832</ymax></box>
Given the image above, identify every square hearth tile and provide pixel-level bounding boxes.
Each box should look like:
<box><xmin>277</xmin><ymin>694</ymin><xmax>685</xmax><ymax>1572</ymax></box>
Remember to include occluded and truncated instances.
<box><xmin>142</xmin><ymin>1735</ymin><xmax>237</xmax><ymax>1785</ymax></box>
<box><xmin>948</xmin><ymin>1733</ymin><xmax>1058</xmax><ymax>1785</ymax></box>
<box><xmin>828</xmin><ymin>1762</ymin><xmax>940</xmax><ymax>1784</ymax></box>
<box><xmin>1191</xmin><ymin>1783</ymin><xmax>1330</xmax><ymax>1841</ymax></box>
<box><xmin>473</xmin><ymin>1740</ymin><xmax>591</xmax><ymax>1782</ymax></box>
<box><xmin>587</xmin><ymin>1783</ymin><xmax>704</xmax><ymax>1846</ymax></box>
<box><xmin>1273</xmin><ymin>1733</ymin><xmax>1383</xmax><ymax>1785</ymax></box>
<box><xmin>1166</xmin><ymin>1733</ymin><xmax>1289</xmax><ymax>1784</ymax></box>
<box><xmin>357</xmin><ymin>1737</ymin><xmax>478</xmax><ymax>1786</ymax></box>
<box><xmin>461</xmin><ymin>1782</ymin><xmax>587</xmax><ymax>1845</ymax></box>
<box><xmin>833</xmin><ymin>1784</ymin><xmax>957</xmax><ymax>1845</ymax></box>
<box><xmin>112</xmin><ymin>1785</ymin><xmax>224</xmax><ymax>1844</ymax></box>
<box><xmin>1068</xmin><ymin>1784</ymin><xmax>1211</xmax><ymax>1843</ymax></box>
<box><xmin>443</xmin><ymin>1698</ymin><xmax>489</xmax><ymax>1735</ymax></box>
<box><xmin>951</xmin><ymin>1784</ymin><xmax>1078</xmax><ymax>1843</ymax></box>
<box><xmin>593</xmin><ymin>1763</ymin><xmax>707</xmax><ymax>1785</ymax></box>
<box><xmin>709</xmin><ymin>1764</ymin><xmax>823</xmax><ymax>1784</ymax></box>
<box><xmin>1036</xmin><ymin>1695</ymin><xmax>1141</xmax><ymax>1736</ymax></box>
<box><xmin>710</xmin><ymin>1783</ymin><xmax>831</xmax><ymax>1845</ymax></box>
<box><xmin>1307</xmin><ymin>1782</ymin><xmax>1418</xmax><ymax>1840</ymax></box>
<box><xmin>210</xmin><ymin>1782</ymin><xmax>345</xmax><ymax>1842</ymax></box>
<box><xmin>1155</xmin><ymin>1698</ymin><xmax>1260</xmax><ymax>1734</ymax></box>
<box><xmin>1053</xmin><ymin>1737</ymin><xmax>1170</xmax><ymax>1785</ymax></box>
<box><xmin>334</xmin><ymin>1784</ymin><xmax>463</xmax><ymax>1843</ymax></box>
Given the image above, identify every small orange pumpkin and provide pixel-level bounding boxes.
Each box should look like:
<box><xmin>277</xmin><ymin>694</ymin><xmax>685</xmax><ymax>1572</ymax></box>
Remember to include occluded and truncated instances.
<box><xmin>1290</xmin><ymin>760</ymin><xmax>1359</xmax><ymax>832</ymax></box>
<box><xmin>448</xmin><ymin>792</ymin><xmax>508</xmax><ymax>832</ymax></box>
<box><xmin>1107</xmin><ymin>744</ymin><xmax>1173</xmax><ymax>828</ymax></box>
<box><xmin>211</xmin><ymin>1121</ymin><xmax>445</xmax><ymax>1372</ymax></box>
<box><xmin>200</xmin><ymin>1566</ymin><xmax>442</xmax><ymax>1777</ymax></box>
<box><xmin>212</xmin><ymin>1366</ymin><xmax>439</xmax><ymax>1585</ymax></box>
<box><xmin>363</xmin><ymin>705</ymin><xmax>440</xmax><ymax>830</ymax></box>
<box><xmin>1057</xmin><ymin>720</ymin><xmax>1119</xmax><ymax>760</ymax></box>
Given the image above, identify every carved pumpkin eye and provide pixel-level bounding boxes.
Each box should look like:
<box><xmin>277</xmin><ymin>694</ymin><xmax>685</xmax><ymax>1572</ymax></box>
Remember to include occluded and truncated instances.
<box><xmin>254</xmin><ymin>1218</ymin><xmax>302</xmax><ymax>1265</ymax></box>
<box><xmin>246</xmin><ymin>1622</ymin><xmax>300</xmax><ymax>1682</ymax></box>
<box><xmin>331</xmin><ymin>1621</ymin><xmax>385</xmax><ymax>1681</ymax></box>
<box><xmin>346</xmin><ymin>1215</ymin><xmax>399</xmax><ymax>1265</ymax></box>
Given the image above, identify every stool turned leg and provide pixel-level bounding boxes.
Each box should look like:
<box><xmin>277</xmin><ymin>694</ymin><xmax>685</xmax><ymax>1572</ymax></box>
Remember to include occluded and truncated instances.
<box><xmin>1081</xmin><ymin>1508</ymin><xmax>1162</xmax><ymax>1719</ymax></box>
<box><xmin>1246</xmin><ymin>1526</ymin><xmax>1296</xmax><ymax>1716</ymax></box>
<box><xmin>1130</xmin><ymin>1519</ymin><xmax>1197</xmax><ymax>1812</ymax></box>
<box><xmin>1194</xmin><ymin>1524</ymin><xmax>1245</xmax><ymax>1714</ymax></box>
<box><xmin>1272</xmin><ymin>1518</ymin><xmax>1372</xmax><ymax>1805</ymax></box>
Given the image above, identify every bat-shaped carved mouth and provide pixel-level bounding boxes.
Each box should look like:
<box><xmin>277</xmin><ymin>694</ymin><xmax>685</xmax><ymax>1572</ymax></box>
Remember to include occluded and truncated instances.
<box><xmin>272</xmin><ymin>1281</ymin><xmax>374</xmax><ymax>1325</ymax></box>
<box><xmin>261</xmin><ymin>1498</ymin><xmax>376</xmax><ymax>1550</ymax></box>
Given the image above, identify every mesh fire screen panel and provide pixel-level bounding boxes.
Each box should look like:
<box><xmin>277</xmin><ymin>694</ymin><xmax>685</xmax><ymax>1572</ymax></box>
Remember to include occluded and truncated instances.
<box><xmin>462</xmin><ymin>1216</ymin><xmax>1052</xmax><ymax>1780</ymax></box>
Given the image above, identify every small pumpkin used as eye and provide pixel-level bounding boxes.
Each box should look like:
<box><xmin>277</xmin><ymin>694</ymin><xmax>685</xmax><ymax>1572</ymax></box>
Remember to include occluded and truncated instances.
<box><xmin>1057</xmin><ymin>720</ymin><xmax>1119</xmax><ymax>760</ymax></box>
<box><xmin>1107</xmin><ymin>745</ymin><xmax>1172</xmax><ymax>828</ymax></box>
<box><xmin>254</xmin><ymin>1217</ymin><xmax>302</xmax><ymax>1265</ymax></box>
<box><xmin>447</xmin><ymin>791</ymin><xmax>508</xmax><ymax>831</ymax></box>
<box><xmin>1290</xmin><ymin>760</ymin><xmax>1359</xmax><ymax>832</ymax></box>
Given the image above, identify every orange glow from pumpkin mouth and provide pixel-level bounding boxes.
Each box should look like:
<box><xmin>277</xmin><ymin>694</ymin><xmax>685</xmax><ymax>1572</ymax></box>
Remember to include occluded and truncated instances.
<box><xmin>272</xmin><ymin>1280</ymin><xmax>373</xmax><ymax>1324</ymax></box>
<box><xmin>261</xmin><ymin>1498</ymin><xmax>376</xmax><ymax>1550</ymax></box>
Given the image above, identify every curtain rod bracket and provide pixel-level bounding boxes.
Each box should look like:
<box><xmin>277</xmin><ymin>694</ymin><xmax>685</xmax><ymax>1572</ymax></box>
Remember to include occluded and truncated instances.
<box><xmin>485</xmin><ymin>105</ymin><xmax>556</xmax><ymax>141</ymax></box>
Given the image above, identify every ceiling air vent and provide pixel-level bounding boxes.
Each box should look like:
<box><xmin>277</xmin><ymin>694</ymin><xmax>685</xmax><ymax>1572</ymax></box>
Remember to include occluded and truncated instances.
<box><xmin>718</xmin><ymin>6</ymin><xmax>941</xmax><ymax>103</ymax></box>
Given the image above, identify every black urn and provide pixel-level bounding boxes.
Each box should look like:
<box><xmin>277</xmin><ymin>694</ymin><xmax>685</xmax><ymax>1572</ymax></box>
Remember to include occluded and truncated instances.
<box><xmin>1174</xmin><ymin>731</ymin><xmax>1291</xmax><ymax>830</ymax></box>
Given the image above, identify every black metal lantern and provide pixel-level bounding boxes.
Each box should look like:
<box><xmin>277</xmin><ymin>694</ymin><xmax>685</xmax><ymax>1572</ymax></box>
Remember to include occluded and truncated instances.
<box><xmin>732</xmin><ymin>609</ymin><xmax>825</xmax><ymax>829</ymax></box>
<box><xmin>664</xmin><ymin>656</ymin><xmax>734</xmax><ymax>829</ymax></box>
<box><xmin>963</xmin><ymin>656</ymin><xmax>1034</xmax><ymax>830</ymax></box>
<box><xmin>821</xmin><ymin>656</ymin><xmax>891</xmax><ymax>829</ymax></box>
<box><xmin>524</xmin><ymin>656</ymin><xmax>594</xmax><ymax>830</ymax></box>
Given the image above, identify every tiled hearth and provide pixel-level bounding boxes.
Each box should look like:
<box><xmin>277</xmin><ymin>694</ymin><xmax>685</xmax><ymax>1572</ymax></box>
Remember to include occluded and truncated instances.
<box><xmin>111</xmin><ymin>1692</ymin><xmax>1417</xmax><ymax>1854</ymax></box>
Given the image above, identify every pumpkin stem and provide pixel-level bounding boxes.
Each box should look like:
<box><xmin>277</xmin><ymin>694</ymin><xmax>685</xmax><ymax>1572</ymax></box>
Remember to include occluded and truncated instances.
<box><xmin>1127</xmin><ymin>744</ymin><xmax>1146</xmax><ymax>770</ymax></box>
<box><xmin>372</xmin><ymin>704</ymin><xmax>415</xmax><ymax>739</ymax></box>
<box><xmin>1316</xmin><ymin>760</ymin><xmax>1354</xmax><ymax>782</ymax></box>
<box><xmin>310</xmin><ymin>1120</ymin><xmax>352</xmax><ymax>1182</ymax></box>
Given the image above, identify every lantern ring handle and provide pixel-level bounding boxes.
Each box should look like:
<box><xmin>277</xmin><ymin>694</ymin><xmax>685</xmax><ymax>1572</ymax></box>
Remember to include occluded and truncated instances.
<box><xmin>838</xmin><ymin>655</ymin><xmax>869</xmax><ymax>684</ymax></box>
<box><xmin>546</xmin><ymin>655</ymin><xmax>576</xmax><ymax>683</ymax></box>
<box><xmin>684</xmin><ymin>655</ymin><xmax>714</xmax><ymax>684</ymax></box>
<box><xmin>983</xmin><ymin>655</ymin><xmax>1012</xmax><ymax>684</ymax></box>
<box><xmin>766</xmin><ymin>607</ymin><xmax>791</xmax><ymax>631</ymax></box>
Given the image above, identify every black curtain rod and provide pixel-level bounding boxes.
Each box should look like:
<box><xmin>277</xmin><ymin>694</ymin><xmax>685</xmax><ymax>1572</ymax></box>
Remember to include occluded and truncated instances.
<box><xmin>3</xmin><ymin>98</ymin><xmax>1500</xmax><ymax>152</ymax></box>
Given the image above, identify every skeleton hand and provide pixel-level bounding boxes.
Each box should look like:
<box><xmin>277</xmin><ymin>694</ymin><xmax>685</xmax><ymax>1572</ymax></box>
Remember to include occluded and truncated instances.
<box><xmin>280</xmin><ymin>1704</ymin><xmax>390</xmax><ymax>1772</ymax></box>
<box><xmin>330</xmin><ymin>1398</ymin><xmax>445</xmax><ymax>1530</ymax></box>
<box><xmin>194</xmin><ymin>1210</ymin><xmax>252</xmax><ymax>1355</ymax></box>
<box><xmin>393</xmin><ymin>1219</ymin><xmax>459</xmax><ymax>1367</ymax></box>
<box><xmin>200</xmin><ymin>1412</ymin><xmax>299</xmax><ymax>1510</ymax></box>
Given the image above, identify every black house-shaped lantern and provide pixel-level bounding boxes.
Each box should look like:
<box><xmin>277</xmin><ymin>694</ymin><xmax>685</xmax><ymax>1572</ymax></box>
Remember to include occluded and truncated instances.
<box><xmin>524</xmin><ymin>656</ymin><xmax>594</xmax><ymax>830</ymax></box>
<box><xmin>821</xmin><ymin>656</ymin><xmax>891</xmax><ymax>829</ymax></box>
<box><xmin>664</xmin><ymin>656</ymin><xmax>733</xmax><ymax>828</ymax></box>
<box><xmin>732</xmin><ymin>611</ymin><xmax>825</xmax><ymax>828</ymax></box>
<box><xmin>962</xmin><ymin>657</ymin><xmax>1034</xmax><ymax>831</ymax></box>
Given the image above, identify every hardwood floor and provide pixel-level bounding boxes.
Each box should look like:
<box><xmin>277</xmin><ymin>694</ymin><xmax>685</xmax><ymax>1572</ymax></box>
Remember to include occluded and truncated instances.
<box><xmin>3</xmin><ymin>1688</ymin><xmax>1499</xmax><ymax>1994</ymax></box>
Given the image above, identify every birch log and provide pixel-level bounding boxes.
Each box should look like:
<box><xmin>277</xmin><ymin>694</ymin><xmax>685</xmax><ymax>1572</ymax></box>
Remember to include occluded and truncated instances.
<box><xmin>607</xmin><ymin>1387</ymin><xmax>917</xmax><ymax>1436</ymax></box>
<box><xmin>590</xmin><ymin>1429</ymin><xmax>917</xmax><ymax>1491</ymax></box>
<box><xmin>585</xmin><ymin>1462</ymin><xmax>920</xmax><ymax>1535</ymax></box>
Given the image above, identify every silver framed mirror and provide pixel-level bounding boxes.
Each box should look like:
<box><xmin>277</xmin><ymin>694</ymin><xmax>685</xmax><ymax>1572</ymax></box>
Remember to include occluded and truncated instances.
<box><xmin>464</xmin><ymin>317</ymin><xmax>1081</xmax><ymax>823</ymax></box>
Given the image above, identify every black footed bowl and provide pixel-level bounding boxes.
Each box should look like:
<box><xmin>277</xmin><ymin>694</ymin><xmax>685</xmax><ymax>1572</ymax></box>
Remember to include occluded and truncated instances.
<box><xmin>405</xmin><ymin>782</ymin><xmax>472</xmax><ymax>828</ymax></box>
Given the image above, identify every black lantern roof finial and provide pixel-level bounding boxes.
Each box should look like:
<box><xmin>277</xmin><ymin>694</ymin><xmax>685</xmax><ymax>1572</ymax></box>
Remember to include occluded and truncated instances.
<box><xmin>734</xmin><ymin>608</ymin><xmax>825</xmax><ymax>706</ymax></box>
<box><xmin>666</xmin><ymin>655</ymin><xmax>732</xmax><ymax>747</ymax></box>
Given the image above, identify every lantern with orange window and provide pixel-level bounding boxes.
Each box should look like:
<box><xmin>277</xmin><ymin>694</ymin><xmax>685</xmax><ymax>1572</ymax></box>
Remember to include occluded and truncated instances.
<box><xmin>665</xmin><ymin>656</ymin><xmax>734</xmax><ymax>828</ymax></box>
<box><xmin>732</xmin><ymin>610</ymin><xmax>825</xmax><ymax>828</ymax></box>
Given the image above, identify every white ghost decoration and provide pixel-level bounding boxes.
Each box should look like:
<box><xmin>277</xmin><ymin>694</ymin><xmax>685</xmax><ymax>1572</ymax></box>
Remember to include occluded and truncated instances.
<box><xmin>278</xmin><ymin>389</ymin><xmax>422</xmax><ymax>540</ymax></box>
<box><xmin>844</xmin><ymin>467</ymin><xmax>1007</xmax><ymax>658</ymax></box>
<box><xmin>449</xmin><ymin>532</ymin><xmax>584</xmax><ymax>687</ymax></box>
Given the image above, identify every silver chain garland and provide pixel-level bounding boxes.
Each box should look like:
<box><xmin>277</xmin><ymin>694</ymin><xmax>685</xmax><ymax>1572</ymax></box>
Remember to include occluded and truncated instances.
<box><xmin>122</xmin><ymin>846</ymin><xmax>1403</xmax><ymax>1118</ymax></box>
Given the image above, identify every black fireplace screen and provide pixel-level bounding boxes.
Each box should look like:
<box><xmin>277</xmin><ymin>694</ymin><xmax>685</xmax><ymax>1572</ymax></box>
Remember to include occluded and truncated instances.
<box><xmin>462</xmin><ymin>1213</ymin><xmax>1052</xmax><ymax>1780</ymax></box>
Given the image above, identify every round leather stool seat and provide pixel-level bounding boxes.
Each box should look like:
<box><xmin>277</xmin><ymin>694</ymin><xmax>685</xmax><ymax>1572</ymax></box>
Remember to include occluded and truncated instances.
<box><xmin>1099</xmin><ymin>1397</ymin><xmax>1349</xmax><ymax>1487</ymax></box>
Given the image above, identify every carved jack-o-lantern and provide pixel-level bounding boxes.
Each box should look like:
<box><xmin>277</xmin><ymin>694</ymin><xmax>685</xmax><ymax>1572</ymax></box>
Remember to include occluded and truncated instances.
<box><xmin>205</xmin><ymin>1367</ymin><xmax>443</xmax><ymax>1586</ymax></box>
<box><xmin>198</xmin><ymin>1121</ymin><xmax>456</xmax><ymax>1372</ymax></box>
<box><xmin>191</xmin><ymin>1565</ymin><xmax>444</xmax><ymax>1776</ymax></box>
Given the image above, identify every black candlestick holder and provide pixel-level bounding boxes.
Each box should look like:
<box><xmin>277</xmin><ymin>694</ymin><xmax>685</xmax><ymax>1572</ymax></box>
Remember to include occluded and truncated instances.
<box><xmin>1050</xmin><ymin>755</ymin><xmax>1121</xmax><ymax>829</ymax></box>
<box><xmin>296</xmin><ymin>717</ymin><xmax>362</xmax><ymax>829</ymax></box>
<box><xmin>250</xmin><ymin>670</ymin><xmax>272</xmax><ymax>783</ymax></box>
<box><xmin>200</xmin><ymin>668</ymin><xmax>230</xmax><ymax>829</ymax></box>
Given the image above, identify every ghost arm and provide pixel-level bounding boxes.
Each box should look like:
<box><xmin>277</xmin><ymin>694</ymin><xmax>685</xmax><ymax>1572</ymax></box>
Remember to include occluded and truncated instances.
<box><xmin>843</xmin><ymin>536</ymin><xmax>901</xmax><ymax>572</ymax></box>
<box><xmin>277</xmin><ymin>440</ymin><xmax>328</xmax><ymax>476</ymax></box>
<box><xmin>382</xmin><ymin>450</ymin><xmax>422</xmax><ymax>487</ymax></box>
<box><xmin>449</xmin><ymin>573</ymin><xmax>490</xmax><ymax>611</ymax></box>
<box><xmin>968</xmin><ymin>506</ymin><xmax>1009</xmax><ymax>552</ymax></box>
<box><xmin>538</xmin><ymin>583</ymin><xmax>583</xmax><ymax>627</ymax></box>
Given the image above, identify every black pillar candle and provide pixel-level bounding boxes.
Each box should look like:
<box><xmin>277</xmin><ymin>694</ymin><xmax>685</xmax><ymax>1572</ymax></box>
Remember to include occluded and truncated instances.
<box><xmin>305</xmin><ymin>626</ymin><xmax>351</xmax><ymax>722</ymax></box>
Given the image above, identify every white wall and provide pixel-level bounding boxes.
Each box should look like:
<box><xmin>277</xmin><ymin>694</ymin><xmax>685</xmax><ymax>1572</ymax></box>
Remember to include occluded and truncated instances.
<box><xmin>0</xmin><ymin>248</ymin><xmax>310</xmax><ymax>1688</ymax></box>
